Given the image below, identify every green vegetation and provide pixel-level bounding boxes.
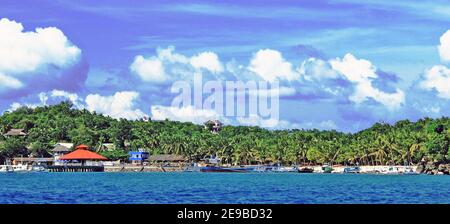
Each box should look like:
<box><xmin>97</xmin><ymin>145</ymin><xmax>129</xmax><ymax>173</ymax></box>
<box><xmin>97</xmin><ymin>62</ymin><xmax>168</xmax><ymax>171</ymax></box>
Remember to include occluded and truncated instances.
<box><xmin>0</xmin><ymin>102</ymin><xmax>449</xmax><ymax>165</ymax></box>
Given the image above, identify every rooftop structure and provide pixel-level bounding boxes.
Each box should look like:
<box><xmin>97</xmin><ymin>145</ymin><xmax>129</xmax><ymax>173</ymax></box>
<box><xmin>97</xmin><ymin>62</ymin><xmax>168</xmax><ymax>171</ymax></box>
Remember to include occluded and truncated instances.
<box><xmin>4</xmin><ymin>129</ymin><xmax>27</xmax><ymax>137</ymax></box>
<box><xmin>129</xmin><ymin>150</ymin><xmax>149</xmax><ymax>165</ymax></box>
<box><xmin>148</xmin><ymin>154</ymin><xmax>187</xmax><ymax>162</ymax></box>
<box><xmin>59</xmin><ymin>145</ymin><xmax>107</xmax><ymax>165</ymax></box>
<box><xmin>204</xmin><ymin>120</ymin><xmax>223</xmax><ymax>134</ymax></box>
<box><xmin>52</xmin><ymin>143</ymin><xmax>74</xmax><ymax>165</ymax></box>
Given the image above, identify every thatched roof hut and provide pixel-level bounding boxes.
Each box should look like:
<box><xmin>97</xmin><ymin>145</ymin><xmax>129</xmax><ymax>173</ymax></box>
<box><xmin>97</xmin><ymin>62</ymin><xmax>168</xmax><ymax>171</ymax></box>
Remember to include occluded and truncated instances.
<box><xmin>148</xmin><ymin>154</ymin><xmax>187</xmax><ymax>162</ymax></box>
<box><xmin>4</xmin><ymin>129</ymin><xmax>27</xmax><ymax>137</ymax></box>
<box><xmin>51</xmin><ymin>144</ymin><xmax>72</xmax><ymax>153</ymax></box>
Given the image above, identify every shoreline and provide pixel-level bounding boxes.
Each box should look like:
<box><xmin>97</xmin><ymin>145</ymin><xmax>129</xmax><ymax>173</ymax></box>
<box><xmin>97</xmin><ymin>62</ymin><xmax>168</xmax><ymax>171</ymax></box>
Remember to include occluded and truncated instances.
<box><xmin>102</xmin><ymin>165</ymin><xmax>419</xmax><ymax>173</ymax></box>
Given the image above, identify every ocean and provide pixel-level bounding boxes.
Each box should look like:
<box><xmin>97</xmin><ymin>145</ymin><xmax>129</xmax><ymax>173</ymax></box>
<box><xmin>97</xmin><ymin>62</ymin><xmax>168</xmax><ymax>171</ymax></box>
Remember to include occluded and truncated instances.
<box><xmin>0</xmin><ymin>172</ymin><xmax>449</xmax><ymax>204</ymax></box>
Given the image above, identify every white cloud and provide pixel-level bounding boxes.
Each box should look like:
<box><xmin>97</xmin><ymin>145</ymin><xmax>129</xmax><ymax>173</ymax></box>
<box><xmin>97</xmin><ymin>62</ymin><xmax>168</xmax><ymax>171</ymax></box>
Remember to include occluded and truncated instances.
<box><xmin>151</xmin><ymin>105</ymin><xmax>226</xmax><ymax>124</ymax></box>
<box><xmin>438</xmin><ymin>30</ymin><xmax>450</xmax><ymax>62</ymax></box>
<box><xmin>9</xmin><ymin>90</ymin><xmax>146</xmax><ymax>120</ymax></box>
<box><xmin>329</xmin><ymin>53</ymin><xmax>376</xmax><ymax>83</ymax></box>
<box><xmin>0</xmin><ymin>72</ymin><xmax>23</xmax><ymax>89</ymax></box>
<box><xmin>330</xmin><ymin>53</ymin><xmax>405</xmax><ymax>110</ymax></box>
<box><xmin>236</xmin><ymin>114</ymin><xmax>286</xmax><ymax>128</ymax></box>
<box><xmin>420</xmin><ymin>65</ymin><xmax>450</xmax><ymax>99</ymax></box>
<box><xmin>130</xmin><ymin>55</ymin><xmax>166</xmax><ymax>83</ymax></box>
<box><xmin>319</xmin><ymin>120</ymin><xmax>338</xmax><ymax>130</ymax></box>
<box><xmin>190</xmin><ymin>51</ymin><xmax>224</xmax><ymax>73</ymax></box>
<box><xmin>50</xmin><ymin>89</ymin><xmax>82</xmax><ymax>107</ymax></box>
<box><xmin>130</xmin><ymin>46</ymin><xmax>224</xmax><ymax>83</ymax></box>
<box><xmin>0</xmin><ymin>18</ymin><xmax>81</xmax><ymax>82</ymax></box>
<box><xmin>85</xmin><ymin>91</ymin><xmax>146</xmax><ymax>120</ymax></box>
<box><xmin>248</xmin><ymin>49</ymin><xmax>299</xmax><ymax>82</ymax></box>
<box><xmin>299</xmin><ymin>58</ymin><xmax>340</xmax><ymax>81</ymax></box>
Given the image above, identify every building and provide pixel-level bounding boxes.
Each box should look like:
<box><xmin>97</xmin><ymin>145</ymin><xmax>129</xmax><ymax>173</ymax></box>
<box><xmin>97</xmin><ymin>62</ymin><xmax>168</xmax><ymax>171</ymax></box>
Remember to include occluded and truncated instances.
<box><xmin>4</xmin><ymin>129</ymin><xmax>27</xmax><ymax>137</ymax></box>
<box><xmin>147</xmin><ymin>154</ymin><xmax>187</xmax><ymax>166</ymax></box>
<box><xmin>12</xmin><ymin>157</ymin><xmax>53</xmax><ymax>166</ymax></box>
<box><xmin>59</xmin><ymin>144</ymin><xmax>107</xmax><ymax>166</ymax></box>
<box><xmin>204</xmin><ymin>120</ymin><xmax>223</xmax><ymax>134</ymax></box>
<box><xmin>128</xmin><ymin>149</ymin><xmax>149</xmax><ymax>165</ymax></box>
<box><xmin>98</xmin><ymin>143</ymin><xmax>115</xmax><ymax>151</ymax></box>
<box><xmin>51</xmin><ymin>143</ymin><xmax>73</xmax><ymax>165</ymax></box>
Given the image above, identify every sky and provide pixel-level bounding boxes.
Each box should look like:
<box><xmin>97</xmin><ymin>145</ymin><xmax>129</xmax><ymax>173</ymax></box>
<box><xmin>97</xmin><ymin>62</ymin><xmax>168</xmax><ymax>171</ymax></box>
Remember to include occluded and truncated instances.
<box><xmin>0</xmin><ymin>0</ymin><xmax>449</xmax><ymax>132</ymax></box>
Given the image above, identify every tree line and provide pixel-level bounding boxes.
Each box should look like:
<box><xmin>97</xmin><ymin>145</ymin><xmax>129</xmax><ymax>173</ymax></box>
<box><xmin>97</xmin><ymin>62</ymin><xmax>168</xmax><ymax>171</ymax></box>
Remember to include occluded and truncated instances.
<box><xmin>0</xmin><ymin>102</ymin><xmax>448</xmax><ymax>165</ymax></box>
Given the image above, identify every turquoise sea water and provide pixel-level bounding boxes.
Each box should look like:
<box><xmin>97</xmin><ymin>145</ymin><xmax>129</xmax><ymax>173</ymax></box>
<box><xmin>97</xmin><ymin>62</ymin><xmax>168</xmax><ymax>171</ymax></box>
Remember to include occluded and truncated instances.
<box><xmin>0</xmin><ymin>172</ymin><xmax>449</xmax><ymax>204</ymax></box>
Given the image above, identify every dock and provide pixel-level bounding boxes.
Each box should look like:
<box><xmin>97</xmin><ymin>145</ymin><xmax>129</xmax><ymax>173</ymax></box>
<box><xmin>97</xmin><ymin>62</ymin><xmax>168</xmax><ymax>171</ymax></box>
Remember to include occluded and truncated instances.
<box><xmin>48</xmin><ymin>165</ymin><xmax>104</xmax><ymax>172</ymax></box>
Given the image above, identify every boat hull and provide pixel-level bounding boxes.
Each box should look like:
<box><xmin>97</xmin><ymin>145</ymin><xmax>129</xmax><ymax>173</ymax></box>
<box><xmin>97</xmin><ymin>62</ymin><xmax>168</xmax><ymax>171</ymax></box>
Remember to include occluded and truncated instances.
<box><xmin>200</xmin><ymin>166</ymin><xmax>247</xmax><ymax>172</ymax></box>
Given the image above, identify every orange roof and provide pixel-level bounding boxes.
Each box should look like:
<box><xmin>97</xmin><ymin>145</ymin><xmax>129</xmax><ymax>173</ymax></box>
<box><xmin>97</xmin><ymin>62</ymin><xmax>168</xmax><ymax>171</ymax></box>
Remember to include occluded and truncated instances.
<box><xmin>59</xmin><ymin>149</ymin><xmax>107</xmax><ymax>161</ymax></box>
<box><xmin>76</xmin><ymin>144</ymin><xmax>89</xmax><ymax>150</ymax></box>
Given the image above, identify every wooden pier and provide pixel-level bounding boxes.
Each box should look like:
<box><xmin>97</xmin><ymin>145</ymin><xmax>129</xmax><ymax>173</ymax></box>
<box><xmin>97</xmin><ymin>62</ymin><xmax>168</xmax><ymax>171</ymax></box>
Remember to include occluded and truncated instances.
<box><xmin>48</xmin><ymin>165</ymin><xmax>104</xmax><ymax>172</ymax></box>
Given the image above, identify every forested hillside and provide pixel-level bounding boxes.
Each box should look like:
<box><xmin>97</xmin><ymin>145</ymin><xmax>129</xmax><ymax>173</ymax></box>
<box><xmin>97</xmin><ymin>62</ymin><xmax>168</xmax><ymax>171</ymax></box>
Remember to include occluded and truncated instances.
<box><xmin>0</xmin><ymin>102</ymin><xmax>448</xmax><ymax>165</ymax></box>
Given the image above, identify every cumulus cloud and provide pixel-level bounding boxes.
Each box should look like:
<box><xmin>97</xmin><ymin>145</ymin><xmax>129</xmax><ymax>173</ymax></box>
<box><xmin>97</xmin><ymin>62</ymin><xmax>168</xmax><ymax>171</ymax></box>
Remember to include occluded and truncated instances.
<box><xmin>420</xmin><ymin>65</ymin><xmax>450</xmax><ymax>99</ymax></box>
<box><xmin>298</xmin><ymin>58</ymin><xmax>340</xmax><ymax>81</ymax></box>
<box><xmin>130</xmin><ymin>46</ymin><xmax>224</xmax><ymax>84</ymax></box>
<box><xmin>236</xmin><ymin>114</ymin><xmax>286</xmax><ymax>128</ymax></box>
<box><xmin>50</xmin><ymin>89</ymin><xmax>82</xmax><ymax>107</ymax></box>
<box><xmin>330</xmin><ymin>53</ymin><xmax>405</xmax><ymax>110</ymax></box>
<box><xmin>85</xmin><ymin>91</ymin><xmax>146</xmax><ymax>120</ymax></box>
<box><xmin>189</xmin><ymin>51</ymin><xmax>224</xmax><ymax>73</ymax></box>
<box><xmin>248</xmin><ymin>49</ymin><xmax>299</xmax><ymax>82</ymax></box>
<box><xmin>0</xmin><ymin>18</ymin><xmax>81</xmax><ymax>91</ymax></box>
<box><xmin>130</xmin><ymin>55</ymin><xmax>166</xmax><ymax>83</ymax></box>
<box><xmin>9</xmin><ymin>90</ymin><xmax>147</xmax><ymax>120</ymax></box>
<box><xmin>438</xmin><ymin>30</ymin><xmax>450</xmax><ymax>62</ymax></box>
<box><xmin>0</xmin><ymin>73</ymin><xmax>23</xmax><ymax>90</ymax></box>
<box><xmin>151</xmin><ymin>105</ymin><xmax>227</xmax><ymax>124</ymax></box>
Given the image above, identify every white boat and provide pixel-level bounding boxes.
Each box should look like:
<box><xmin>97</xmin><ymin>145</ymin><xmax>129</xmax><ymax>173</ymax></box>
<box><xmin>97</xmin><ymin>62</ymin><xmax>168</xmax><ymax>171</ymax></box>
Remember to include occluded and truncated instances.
<box><xmin>380</xmin><ymin>166</ymin><xmax>418</xmax><ymax>175</ymax></box>
<box><xmin>402</xmin><ymin>167</ymin><xmax>419</xmax><ymax>175</ymax></box>
<box><xmin>11</xmin><ymin>164</ymin><xmax>29</xmax><ymax>172</ymax></box>
<box><xmin>272</xmin><ymin>165</ymin><xmax>298</xmax><ymax>172</ymax></box>
<box><xmin>0</xmin><ymin>164</ymin><xmax>46</xmax><ymax>173</ymax></box>
<box><xmin>0</xmin><ymin>165</ymin><xmax>14</xmax><ymax>173</ymax></box>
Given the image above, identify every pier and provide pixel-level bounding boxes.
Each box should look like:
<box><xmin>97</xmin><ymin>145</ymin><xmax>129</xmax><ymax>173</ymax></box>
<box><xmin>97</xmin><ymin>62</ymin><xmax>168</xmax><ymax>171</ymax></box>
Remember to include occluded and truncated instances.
<box><xmin>48</xmin><ymin>165</ymin><xmax>104</xmax><ymax>172</ymax></box>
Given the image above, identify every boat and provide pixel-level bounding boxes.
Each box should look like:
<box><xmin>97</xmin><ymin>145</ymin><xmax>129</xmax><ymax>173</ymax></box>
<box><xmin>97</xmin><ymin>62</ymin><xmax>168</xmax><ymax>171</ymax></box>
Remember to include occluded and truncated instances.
<box><xmin>381</xmin><ymin>166</ymin><xmax>419</xmax><ymax>175</ymax></box>
<box><xmin>298</xmin><ymin>167</ymin><xmax>314</xmax><ymax>173</ymax></box>
<box><xmin>343</xmin><ymin>166</ymin><xmax>361</xmax><ymax>174</ymax></box>
<box><xmin>199</xmin><ymin>165</ymin><xmax>247</xmax><ymax>172</ymax></box>
<box><xmin>0</xmin><ymin>165</ymin><xmax>14</xmax><ymax>173</ymax></box>
<box><xmin>271</xmin><ymin>164</ymin><xmax>298</xmax><ymax>172</ymax></box>
<box><xmin>322</xmin><ymin>164</ymin><xmax>333</xmax><ymax>173</ymax></box>
<box><xmin>30</xmin><ymin>164</ymin><xmax>46</xmax><ymax>172</ymax></box>
<box><xmin>12</xmin><ymin>164</ymin><xmax>29</xmax><ymax>172</ymax></box>
<box><xmin>0</xmin><ymin>164</ymin><xmax>29</xmax><ymax>173</ymax></box>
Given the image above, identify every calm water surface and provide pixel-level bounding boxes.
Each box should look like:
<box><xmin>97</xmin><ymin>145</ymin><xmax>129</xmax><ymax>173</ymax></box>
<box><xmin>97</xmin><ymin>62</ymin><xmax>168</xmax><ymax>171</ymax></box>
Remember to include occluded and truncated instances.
<box><xmin>0</xmin><ymin>172</ymin><xmax>449</xmax><ymax>204</ymax></box>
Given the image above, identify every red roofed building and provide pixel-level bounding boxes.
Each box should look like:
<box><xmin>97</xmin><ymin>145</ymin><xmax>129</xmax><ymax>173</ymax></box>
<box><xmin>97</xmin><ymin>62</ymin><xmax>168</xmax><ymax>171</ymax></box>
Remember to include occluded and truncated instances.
<box><xmin>60</xmin><ymin>145</ymin><xmax>107</xmax><ymax>166</ymax></box>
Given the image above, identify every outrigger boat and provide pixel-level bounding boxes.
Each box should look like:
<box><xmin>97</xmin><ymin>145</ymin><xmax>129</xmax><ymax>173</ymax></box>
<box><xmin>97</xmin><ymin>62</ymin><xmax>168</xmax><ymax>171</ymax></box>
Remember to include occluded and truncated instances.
<box><xmin>199</xmin><ymin>164</ymin><xmax>247</xmax><ymax>172</ymax></box>
<box><xmin>343</xmin><ymin>166</ymin><xmax>361</xmax><ymax>174</ymax></box>
<box><xmin>0</xmin><ymin>164</ymin><xmax>29</xmax><ymax>173</ymax></box>
<box><xmin>298</xmin><ymin>167</ymin><xmax>314</xmax><ymax>173</ymax></box>
<box><xmin>322</xmin><ymin>163</ymin><xmax>333</xmax><ymax>173</ymax></box>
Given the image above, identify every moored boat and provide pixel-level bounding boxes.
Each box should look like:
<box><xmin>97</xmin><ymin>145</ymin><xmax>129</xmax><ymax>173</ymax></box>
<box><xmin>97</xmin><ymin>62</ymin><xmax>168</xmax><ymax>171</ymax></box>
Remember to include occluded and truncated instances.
<box><xmin>0</xmin><ymin>165</ymin><xmax>14</xmax><ymax>173</ymax></box>
<box><xmin>322</xmin><ymin>164</ymin><xmax>333</xmax><ymax>173</ymax></box>
<box><xmin>199</xmin><ymin>165</ymin><xmax>247</xmax><ymax>172</ymax></box>
<box><xmin>271</xmin><ymin>164</ymin><xmax>298</xmax><ymax>172</ymax></box>
<box><xmin>298</xmin><ymin>167</ymin><xmax>314</xmax><ymax>173</ymax></box>
<box><xmin>343</xmin><ymin>166</ymin><xmax>360</xmax><ymax>174</ymax></box>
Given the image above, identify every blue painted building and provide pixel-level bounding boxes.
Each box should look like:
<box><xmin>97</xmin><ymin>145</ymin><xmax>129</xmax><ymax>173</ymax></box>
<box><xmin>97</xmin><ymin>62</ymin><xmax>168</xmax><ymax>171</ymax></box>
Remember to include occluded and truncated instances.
<box><xmin>128</xmin><ymin>150</ymin><xmax>149</xmax><ymax>164</ymax></box>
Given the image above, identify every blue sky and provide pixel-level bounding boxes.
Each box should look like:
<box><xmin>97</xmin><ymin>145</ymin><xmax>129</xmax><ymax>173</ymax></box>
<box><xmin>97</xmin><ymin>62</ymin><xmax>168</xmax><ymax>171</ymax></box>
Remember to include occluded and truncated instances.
<box><xmin>0</xmin><ymin>0</ymin><xmax>449</xmax><ymax>132</ymax></box>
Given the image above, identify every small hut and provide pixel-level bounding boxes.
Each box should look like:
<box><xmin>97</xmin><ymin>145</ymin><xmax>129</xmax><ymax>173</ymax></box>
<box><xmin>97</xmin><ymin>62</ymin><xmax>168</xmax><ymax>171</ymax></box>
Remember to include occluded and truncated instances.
<box><xmin>52</xmin><ymin>143</ymin><xmax>73</xmax><ymax>165</ymax></box>
<box><xmin>147</xmin><ymin>154</ymin><xmax>187</xmax><ymax>166</ymax></box>
<box><xmin>59</xmin><ymin>144</ymin><xmax>107</xmax><ymax>166</ymax></box>
<box><xmin>4</xmin><ymin>129</ymin><xmax>27</xmax><ymax>137</ymax></box>
<box><xmin>204</xmin><ymin>120</ymin><xmax>223</xmax><ymax>134</ymax></box>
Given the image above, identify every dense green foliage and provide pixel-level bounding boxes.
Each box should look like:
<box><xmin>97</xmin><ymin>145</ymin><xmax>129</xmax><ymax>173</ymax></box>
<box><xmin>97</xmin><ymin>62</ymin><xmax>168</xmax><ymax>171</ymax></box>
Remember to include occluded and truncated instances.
<box><xmin>0</xmin><ymin>102</ymin><xmax>449</xmax><ymax>165</ymax></box>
